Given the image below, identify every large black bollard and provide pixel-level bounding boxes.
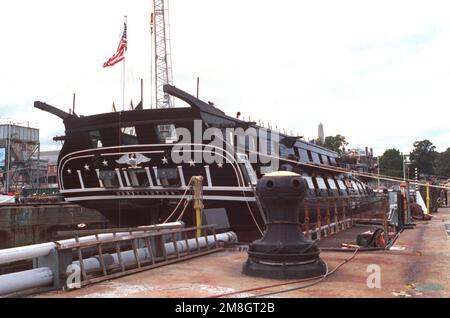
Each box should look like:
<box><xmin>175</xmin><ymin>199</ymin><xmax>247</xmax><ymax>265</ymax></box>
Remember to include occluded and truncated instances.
<box><xmin>243</xmin><ymin>171</ymin><xmax>326</xmax><ymax>279</ymax></box>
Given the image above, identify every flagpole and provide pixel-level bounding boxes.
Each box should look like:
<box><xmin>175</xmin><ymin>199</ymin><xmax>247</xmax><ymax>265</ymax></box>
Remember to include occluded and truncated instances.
<box><xmin>122</xmin><ymin>15</ymin><xmax>127</xmax><ymax>111</ymax></box>
<box><xmin>122</xmin><ymin>56</ymin><xmax>126</xmax><ymax>111</ymax></box>
<box><xmin>150</xmin><ymin>13</ymin><xmax>154</xmax><ymax>109</ymax></box>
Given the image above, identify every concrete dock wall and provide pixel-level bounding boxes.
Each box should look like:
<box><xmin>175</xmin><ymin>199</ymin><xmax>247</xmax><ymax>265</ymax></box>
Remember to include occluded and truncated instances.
<box><xmin>0</xmin><ymin>204</ymin><xmax>110</xmax><ymax>249</ymax></box>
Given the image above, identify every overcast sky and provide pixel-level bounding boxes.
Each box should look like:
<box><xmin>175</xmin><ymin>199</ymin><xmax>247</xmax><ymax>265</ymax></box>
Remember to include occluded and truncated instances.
<box><xmin>1</xmin><ymin>0</ymin><xmax>449</xmax><ymax>155</ymax></box>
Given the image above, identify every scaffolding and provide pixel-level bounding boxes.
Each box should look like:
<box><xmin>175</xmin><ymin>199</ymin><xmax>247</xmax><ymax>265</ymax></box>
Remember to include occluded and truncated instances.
<box><xmin>0</xmin><ymin>120</ymin><xmax>46</xmax><ymax>193</ymax></box>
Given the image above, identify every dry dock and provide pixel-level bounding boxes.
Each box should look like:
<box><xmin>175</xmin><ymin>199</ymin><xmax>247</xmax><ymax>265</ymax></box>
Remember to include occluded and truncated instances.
<box><xmin>37</xmin><ymin>207</ymin><xmax>450</xmax><ymax>298</ymax></box>
<box><xmin>0</xmin><ymin>203</ymin><xmax>110</xmax><ymax>249</ymax></box>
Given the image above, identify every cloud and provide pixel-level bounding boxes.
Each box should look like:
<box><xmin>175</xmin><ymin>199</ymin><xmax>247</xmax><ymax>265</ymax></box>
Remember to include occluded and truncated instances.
<box><xmin>1</xmin><ymin>0</ymin><xmax>450</xmax><ymax>155</ymax></box>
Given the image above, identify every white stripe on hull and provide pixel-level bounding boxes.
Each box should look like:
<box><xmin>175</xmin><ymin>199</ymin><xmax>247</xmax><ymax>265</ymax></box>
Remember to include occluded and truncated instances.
<box><xmin>65</xmin><ymin>195</ymin><xmax>257</xmax><ymax>202</ymax></box>
<box><xmin>60</xmin><ymin>186</ymin><xmax>254</xmax><ymax>194</ymax></box>
<box><xmin>58</xmin><ymin>143</ymin><xmax>246</xmax><ymax>189</ymax></box>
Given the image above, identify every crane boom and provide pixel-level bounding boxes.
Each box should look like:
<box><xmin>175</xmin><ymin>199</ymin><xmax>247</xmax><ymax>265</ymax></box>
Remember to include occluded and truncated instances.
<box><xmin>152</xmin><ymin>0</ymin><xmax>173</xmax><ymax>108</ymax></box>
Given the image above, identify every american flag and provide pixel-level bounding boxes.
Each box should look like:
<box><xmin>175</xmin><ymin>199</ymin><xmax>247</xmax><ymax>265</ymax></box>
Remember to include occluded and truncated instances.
<box><xmin>103</xmin><ymin>21</ymin><xmax>127</xmax><ymax>68</ymax></box>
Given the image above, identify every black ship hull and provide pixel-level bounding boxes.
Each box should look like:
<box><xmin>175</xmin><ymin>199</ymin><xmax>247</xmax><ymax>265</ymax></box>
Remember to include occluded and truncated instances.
<box><xmin>35</xmin><ymin>85</ymin><xmax>382</xmax><ymax>240</ymax></box>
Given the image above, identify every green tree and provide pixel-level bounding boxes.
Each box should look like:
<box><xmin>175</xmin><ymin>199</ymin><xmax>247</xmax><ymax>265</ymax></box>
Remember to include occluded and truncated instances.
<box><xmin>379</xmin><ymin>148</ymin><xmax>403</xmax><ymax>178</ymax></box>
<box><xmin>435</xmin><ymin>148</ymin><xmax>450</xmax><ymax>178</ymax></box>
<box><xmin>317</xmin><ymin>134</ymin><xmax>348</xmax><ymax>154</ymax></box>
<box><xmin>315</xmin><ymin>138</ymin><xmax>324</xmax><ymax>147</ymax></box>
<box><xmin>410</xmin><ymin>139</ymin><xmax>437</xmax><ymax>175</ymax></box>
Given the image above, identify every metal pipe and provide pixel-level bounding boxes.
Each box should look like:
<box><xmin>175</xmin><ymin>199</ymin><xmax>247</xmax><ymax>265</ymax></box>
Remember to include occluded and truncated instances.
<box><xmin>71</xmin><ymin>232</ymin><xmax>237</xmax><ymax>274</ymax></box>
<box><xmin>0</xmin><ymin>242</ymin><xmax>56</xmax><ymax>266</ymax></box>
<box><xmin>405</xmin><ymin>181</ymin><xmax>411</xmax><ymax>224</ymax></box>
<box><xmin>0</xmin><ymin>222</ymin><xmax>184</xmax><ymax>265</ymax></box>
<box><xmin>164</xmin><ymin>231</ymin><xmax>237</xmax><ymax>255</ymax></box>
<box><xmin>191</xmin><ymin>176</ymin><xmax>204</xmax><ymax>237</ymax></box>
<box><xmin>0</xmin><ymin>228</ymin><xmax>233</xmax><ymax>296</ymax></box>
<box><xmin>0</xmin><ymin>267</ymin><xmax>54</xmax><ymax>296</ymax></box>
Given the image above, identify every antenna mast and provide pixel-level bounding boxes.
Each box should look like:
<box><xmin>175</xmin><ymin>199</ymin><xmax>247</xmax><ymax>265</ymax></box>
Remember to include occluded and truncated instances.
<box><xmin>152</xmin><ymin>0</ymin><xmax>173</xmax><ymax>108</ymax></box>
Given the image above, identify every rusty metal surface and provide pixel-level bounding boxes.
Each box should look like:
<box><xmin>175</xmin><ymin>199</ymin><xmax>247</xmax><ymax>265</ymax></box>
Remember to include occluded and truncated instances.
<box><xmin>37</xmin><ymin>207</ymin><xmax>450</xmax><ymax>298</ymax></box>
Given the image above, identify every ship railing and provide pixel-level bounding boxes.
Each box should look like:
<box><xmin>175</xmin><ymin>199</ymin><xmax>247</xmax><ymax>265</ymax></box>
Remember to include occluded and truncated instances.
<box><xmin>0</xmin><ymin>223</ymin><xmax>236</xmax><ymax>297</ymax></box>
<box><xmin>301</xmin><ymin>194</ymin><xmax>390</xmax><ymax>243</ymax></box>
<box><xmin>57</xmin><ymin>225</ymin><xmax>234</xmax><ymax>289</ymax></box>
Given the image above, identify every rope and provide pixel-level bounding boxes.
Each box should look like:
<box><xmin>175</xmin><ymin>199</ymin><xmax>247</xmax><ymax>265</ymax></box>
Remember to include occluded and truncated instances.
<box><xmin>250</xmin><ymin>247</ymin><xmax>359</xmax><ymax>298</ymax></box>
<box><xmin>176</xmin><ymin>199</ymin><xmax>191</xmax><ymax>221</ymax></box>
<box><xmin>162</xmin><ymin>178</ymin><xmax>194</xmax><ymax>223</ymax></box>
<box><xmin>247</xmin><ymin>263</ymin><xmax>330</xmax><ymax>298</ymax></box>
<box><xmin>160</xmin><ymin>172</ymin><xmax>264</xmax><ymax>236</ymax></box>
<box><xmin>250</xmin><ymin>181</ymin><xmax>267</xmax><ymax>223</ymax></box>
<box><xmin>211</xmin><ymin>247</ymin><xmax>360</xmax><ymax>298</ymax></box>
<box><xmin>244</xmin><ymin>200</ymin><xmax>264</xmax><ymax>236</ymax></box>
<box><xmin>248</xmin><ymin>150</ymin><xmax>450</xmax><ymax>190</ymax></box>
<box><xmin>255</xmin><ymin>248</ymin><xmax>357</xmax><ymax>297</ymax></box>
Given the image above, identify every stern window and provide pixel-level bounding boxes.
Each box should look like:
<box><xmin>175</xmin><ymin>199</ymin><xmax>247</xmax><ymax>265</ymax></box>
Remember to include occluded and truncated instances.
<box><xmin>315</xmin><ymin>177</ymin><xmax>328</xmax><ymax>190</ymax></box>
<box><xmin>351</xmin><ymin>181</ymin><xmax>360</xmax><ymax>192</ymax></box>
<box><xmin>337</xmin><ymin>179</ymin><xmax>346</xmax><ymax>190</ymax></box>
<box><xmin>303</xmin><ymin>176</ymin><xmax>315</xmax><ymax>189</ymax></box>
<box><xmin>128</xmin><ymin>169</ymin><xmax>151</xmax><ymax>187</ymax></box>
<box><xmin>89</xmin><ymin>130</ymin><xmax>103</xmax><ymax>148</ymax></box>
<box><xmin>311</xmin><ymin>152</ymin><xmax>321</xmax><ymax>164</ymax></box>
<box><xmin>297</xmin><ymin>148</ymin><xmax>310</xmax><ymax>162</ymax></box>
<box><xmin>99</xmin><ymin>170</ymin><xmax>119</xmax><ymax>188</ymax></box>
<box><xmin>121</xmin><ymin>127</ymin><xmax>138</xmax><ymax>145</ymax></box>
<box><xmin>327</xmin><ymin>178</ymin><xmax>337</xmax><ymax>190</ymax></box>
